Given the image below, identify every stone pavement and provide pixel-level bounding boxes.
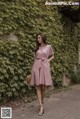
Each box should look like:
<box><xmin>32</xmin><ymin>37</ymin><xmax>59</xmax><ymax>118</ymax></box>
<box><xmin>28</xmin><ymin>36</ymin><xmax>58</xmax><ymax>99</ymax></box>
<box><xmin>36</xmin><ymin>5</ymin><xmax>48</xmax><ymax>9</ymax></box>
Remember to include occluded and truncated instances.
<box><xmin>2</xmin><ymin>84</ymin><xmax>80</xmax><ymax>119</ymax></box>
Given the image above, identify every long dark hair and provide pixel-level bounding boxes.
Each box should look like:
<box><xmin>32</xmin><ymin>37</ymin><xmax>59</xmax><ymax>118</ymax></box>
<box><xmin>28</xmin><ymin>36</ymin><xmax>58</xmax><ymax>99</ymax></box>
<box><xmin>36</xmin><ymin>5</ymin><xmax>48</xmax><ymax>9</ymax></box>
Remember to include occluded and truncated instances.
<box><xmin>35</xmin><ymin>33</ymin><xmax>47</xmax><ymax>53</ymax></box>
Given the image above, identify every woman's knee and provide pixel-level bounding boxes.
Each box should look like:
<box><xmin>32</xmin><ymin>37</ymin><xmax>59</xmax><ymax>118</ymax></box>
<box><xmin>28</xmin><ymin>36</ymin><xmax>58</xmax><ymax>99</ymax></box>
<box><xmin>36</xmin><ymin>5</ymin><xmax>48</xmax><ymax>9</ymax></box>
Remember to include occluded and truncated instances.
<box><xmin>41</xmin><ymin>85</ymin><xmax>45</xmax><ymax>90</ymax></box>
<box><xmin>36</xmin><ymin>86</ymin><xmax>41</xmax><ymax>90</ymax></box>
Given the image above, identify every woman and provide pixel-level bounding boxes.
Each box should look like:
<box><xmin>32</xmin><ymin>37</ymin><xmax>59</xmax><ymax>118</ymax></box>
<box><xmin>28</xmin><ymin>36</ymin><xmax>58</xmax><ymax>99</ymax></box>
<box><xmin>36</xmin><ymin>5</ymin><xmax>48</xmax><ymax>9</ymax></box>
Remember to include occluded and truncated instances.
<box><xmin>30</xmin><ymin>33</ymin><xmax>54</xmax><ymax>116</ymax></box>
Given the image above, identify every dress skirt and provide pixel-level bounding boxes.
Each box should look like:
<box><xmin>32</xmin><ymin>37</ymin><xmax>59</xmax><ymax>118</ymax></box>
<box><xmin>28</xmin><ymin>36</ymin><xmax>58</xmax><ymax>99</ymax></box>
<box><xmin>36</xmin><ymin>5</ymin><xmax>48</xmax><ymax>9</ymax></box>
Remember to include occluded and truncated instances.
<box><xmin>30</xmin><ymin>44</ymin><xmax>54</xmax><ymax>87</ymax></box>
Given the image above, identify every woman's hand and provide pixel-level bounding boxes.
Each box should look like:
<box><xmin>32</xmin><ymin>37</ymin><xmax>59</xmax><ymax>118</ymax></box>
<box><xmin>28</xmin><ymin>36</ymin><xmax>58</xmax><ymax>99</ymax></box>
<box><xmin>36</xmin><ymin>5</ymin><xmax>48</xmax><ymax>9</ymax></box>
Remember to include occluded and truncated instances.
<box><xmin>48</xmin><ymin>55</ymin><xmax>54</xmax><ymax>63</ymax></box>
<box><xmin>47</xmin><ymin>59</ymin><xmax>50</xmax><ymax>63</ymax></box>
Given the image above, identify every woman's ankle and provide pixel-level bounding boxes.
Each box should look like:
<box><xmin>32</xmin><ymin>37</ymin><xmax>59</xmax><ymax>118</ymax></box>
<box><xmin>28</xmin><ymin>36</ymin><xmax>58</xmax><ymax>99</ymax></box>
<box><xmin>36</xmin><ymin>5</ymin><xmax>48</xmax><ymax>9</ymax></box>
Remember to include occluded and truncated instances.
<box><xmin>42</xmin><ymin>101</ymin><xmax>44</xmax><ymax>104</ymax></box>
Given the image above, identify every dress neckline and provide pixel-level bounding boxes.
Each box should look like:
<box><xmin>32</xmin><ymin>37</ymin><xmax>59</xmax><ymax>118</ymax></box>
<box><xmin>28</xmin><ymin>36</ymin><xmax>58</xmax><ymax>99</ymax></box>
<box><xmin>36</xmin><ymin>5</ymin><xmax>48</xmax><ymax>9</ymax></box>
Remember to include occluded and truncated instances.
<box><xmin>39</xmin><ymin>44</ymin><xmax>47</xmax><ymax>49</ymax></box>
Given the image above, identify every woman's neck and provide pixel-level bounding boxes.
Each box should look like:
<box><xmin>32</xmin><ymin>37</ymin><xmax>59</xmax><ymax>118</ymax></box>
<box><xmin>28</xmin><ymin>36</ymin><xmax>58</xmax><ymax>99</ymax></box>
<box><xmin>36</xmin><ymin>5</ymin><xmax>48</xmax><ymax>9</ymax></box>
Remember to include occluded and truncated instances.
<box><xmin>40</xmin><ymin>43</ymin><xmax>46</xmax><ymax>47</ymax></box>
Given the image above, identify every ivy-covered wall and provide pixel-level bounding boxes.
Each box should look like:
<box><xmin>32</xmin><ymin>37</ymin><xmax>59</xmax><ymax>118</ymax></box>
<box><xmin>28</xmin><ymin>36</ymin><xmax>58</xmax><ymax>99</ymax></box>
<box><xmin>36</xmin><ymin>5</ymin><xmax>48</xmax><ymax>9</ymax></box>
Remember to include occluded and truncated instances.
<box><xmin>0</xmin><ymin>0</ymin><xmax>80</xmax><ymax>103</ymax></box>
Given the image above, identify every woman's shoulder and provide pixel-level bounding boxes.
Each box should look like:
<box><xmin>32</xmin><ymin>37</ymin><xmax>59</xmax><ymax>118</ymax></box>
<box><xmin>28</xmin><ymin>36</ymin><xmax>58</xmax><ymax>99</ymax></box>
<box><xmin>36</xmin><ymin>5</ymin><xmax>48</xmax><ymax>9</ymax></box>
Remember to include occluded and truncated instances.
<box><xmin>47</xmin><ymin>44</ymin><xmax>52</xmax><ymax>47</ymax></box>
<box><xmin>47</xmin><ymin>44</ymin><xmax>54</xmax><ymax>51</ymax></box>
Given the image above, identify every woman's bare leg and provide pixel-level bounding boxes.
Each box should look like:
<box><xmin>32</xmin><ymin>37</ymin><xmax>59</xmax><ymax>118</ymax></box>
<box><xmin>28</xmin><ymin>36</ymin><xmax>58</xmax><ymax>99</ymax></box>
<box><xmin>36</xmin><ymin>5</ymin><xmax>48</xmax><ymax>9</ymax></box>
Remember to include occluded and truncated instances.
<box><xmin>41</xmin><ymin>85</ymin><xmax>46</xmax><ymax>104</ymax></box>
<box><xmin>36</xmin><ymin>85</ymin><xmax>44</xmax><ymax>115</ymax></box>
<box><xmin>36</xmin><ymin>86</ymin><xmax>42</xmax><ymax>106</ymax></box>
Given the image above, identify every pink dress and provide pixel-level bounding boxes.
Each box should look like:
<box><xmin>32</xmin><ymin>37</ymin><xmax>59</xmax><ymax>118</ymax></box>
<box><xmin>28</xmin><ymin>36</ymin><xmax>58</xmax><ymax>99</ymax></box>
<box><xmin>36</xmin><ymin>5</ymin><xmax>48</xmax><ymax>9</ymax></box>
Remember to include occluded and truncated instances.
<box><xmin>30</xmin><ymin>44</ymin><xmax>54</xmax><ymax>86</ymax></box>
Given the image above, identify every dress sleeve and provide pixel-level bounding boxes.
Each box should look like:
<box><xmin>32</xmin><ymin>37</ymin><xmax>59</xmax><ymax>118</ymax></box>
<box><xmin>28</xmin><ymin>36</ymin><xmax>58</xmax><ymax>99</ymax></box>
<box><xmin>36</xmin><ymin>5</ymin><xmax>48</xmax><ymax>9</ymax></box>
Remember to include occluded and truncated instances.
<box><xmin>49</xmin><ymin>45</ymin><xmax>54</xmax><ymax>57</ymax></box>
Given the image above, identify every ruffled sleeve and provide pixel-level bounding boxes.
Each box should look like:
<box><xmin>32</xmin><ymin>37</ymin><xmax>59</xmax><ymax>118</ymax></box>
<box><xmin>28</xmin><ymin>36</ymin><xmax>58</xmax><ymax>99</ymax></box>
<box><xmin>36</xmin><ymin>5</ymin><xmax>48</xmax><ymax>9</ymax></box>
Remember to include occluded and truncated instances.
<box><xmin>48</xmin><ymin>45</ymin><xmax>54</xmax><ymax>57</ymax></box>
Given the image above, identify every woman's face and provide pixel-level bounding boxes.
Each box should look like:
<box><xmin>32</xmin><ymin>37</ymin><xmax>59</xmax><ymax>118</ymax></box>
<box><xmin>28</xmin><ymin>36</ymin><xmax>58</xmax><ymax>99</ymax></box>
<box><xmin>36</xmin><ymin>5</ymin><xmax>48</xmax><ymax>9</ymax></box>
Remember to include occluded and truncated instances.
<box><xmin>37</xmin><ymin>35</ymin><xmax>43</xmax><ymax>44</ymax></box>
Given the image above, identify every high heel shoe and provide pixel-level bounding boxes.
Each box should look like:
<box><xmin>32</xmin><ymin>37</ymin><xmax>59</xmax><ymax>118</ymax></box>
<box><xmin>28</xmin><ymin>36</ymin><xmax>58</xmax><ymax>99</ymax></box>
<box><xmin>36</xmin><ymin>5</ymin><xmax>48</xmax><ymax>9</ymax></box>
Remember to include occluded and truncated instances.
<box><xmin>38</xmin><ymin>105</ymin><xmax>44</xmax><ymax>116</ymax></box>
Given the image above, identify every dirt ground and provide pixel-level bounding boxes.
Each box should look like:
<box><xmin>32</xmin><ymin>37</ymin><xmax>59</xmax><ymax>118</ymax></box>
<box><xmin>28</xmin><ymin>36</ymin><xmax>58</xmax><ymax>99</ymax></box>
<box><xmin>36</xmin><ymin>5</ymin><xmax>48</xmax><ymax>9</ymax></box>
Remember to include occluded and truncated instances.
<box><xmin>0</xmin><ymin>84</ymin><xmax>80</xmax><ymax>119</ymax></box>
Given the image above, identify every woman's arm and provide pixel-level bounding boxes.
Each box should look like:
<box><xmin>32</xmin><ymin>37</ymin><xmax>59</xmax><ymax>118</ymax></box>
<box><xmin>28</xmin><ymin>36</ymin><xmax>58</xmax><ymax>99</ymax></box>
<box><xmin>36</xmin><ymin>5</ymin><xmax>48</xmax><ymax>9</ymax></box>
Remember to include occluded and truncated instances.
<box><xmin>48</xmin><ymin>45</ymin><xmax>54</xmax><ymax>62</ymax></box>
<box><xmin>48</xmin><ymin>52</ymin><xmax>54</xmax><ymax>62</ymax></box>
